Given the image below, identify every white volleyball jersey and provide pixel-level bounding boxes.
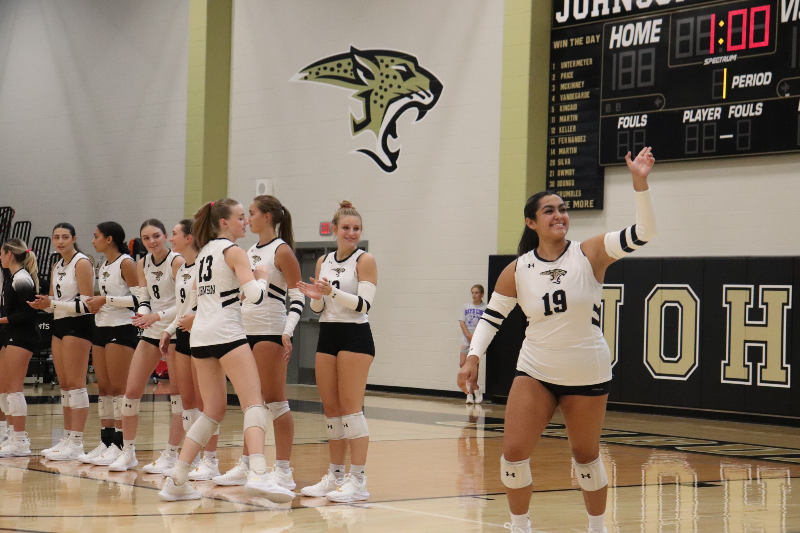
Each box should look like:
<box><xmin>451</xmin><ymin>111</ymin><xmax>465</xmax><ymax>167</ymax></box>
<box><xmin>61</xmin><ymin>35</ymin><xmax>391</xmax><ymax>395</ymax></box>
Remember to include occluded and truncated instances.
<box><xmin>191</xmin><ymin>239</ymin><xmax>246</xmax><ymax>347</ymax></box>
<box><xmin>95</xmin><ymin>254</ymin><xmax>135</xmax><ymax>327</ymax></box>
<box><xmin>243</xmin><ymin>238</ymin><xmax>289</xmax><ymax>335</ymax></box>
<box><xmin>52</xmin><ymin>252</ymin><xmax>92</xmax><ymax>320</ymax></box>
<box><xmin>515</xmin><ymin>242</ymin><xmax>611</xmax><ymax>386</ymax></box>
<box><xmin>319</xmin><ymin>249</ymin><xmax>368</xmax><ymax>324</ymax></box>
<box><xmin>141</xmin><ymin>250</ymin><xmax>179</xmax><ymax>339</ymax></box>
<box><xmin>173</xmin><ymin>261</ymin><xmax>197</xmax><ymax>322</ymax></box>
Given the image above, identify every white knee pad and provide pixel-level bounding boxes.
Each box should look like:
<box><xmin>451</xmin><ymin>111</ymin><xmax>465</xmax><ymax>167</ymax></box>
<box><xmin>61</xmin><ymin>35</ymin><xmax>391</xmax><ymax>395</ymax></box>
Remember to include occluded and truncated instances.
<box><xmin>325</xmin><ymin>416</ymin><xmax>344</xmax><ymax>440</ymax></box>
<box><xmin>341</xmin><ymin>411</ymin><xmax>369</xmax><ymax>439</ymax></box>
<box><xmin>0</xmin><ymin>393</ymin><xmax>8</xmax><ymax>414</ymax></box>
<box><xmin>574</xmin><ymin>457</ymin><xmax>608</xmax><ymax>492</ymax></box>
<box><xmin>182</xmin><ymin>408</ymin><xmax>199</xmax><ymax>432</ymax></box>
<box><xmin>69</xmin><ymin>388</ymin><xmax>90</xmax><ymax>409</ymax></box>
<box><xmin>170</xmin><ymin>395</ymin><xmax>183</xmax><ymax>415</ymax></box>
<box><xmin>60</xmin><ymin>390</ymin><xmax>70</xmax><ymax>408</ymax></box>
<box><xmin>7</xmin><ymin>392</ymin><xmax>27</xmax><ymax>417</ymax></box>
<box><xmin>267</xmin><ymin>401</ymin><xmax>290</xmax><ymax>420</ymax></box>
<box><xmin>501</xmin><ymin>455</ymin><xmax>533</xmax><ymax>489</ymax></box>
<box><xmin>98</xmin><ymin>395</ymin><xmax>114</xmax><ymax>419</ymax></box>
<box><xmin>113</xmin><ymin>395</ymin><xmax>123</xmax><ymax>420</ymax></box>
<box><xmin>186</xmin><ymin>412</ymin><xmax>219</xmax><ymax>447</ymax></box>
<box><xmin>121</xmin><ymin>396</ymin><xmax>141</xmax><ymax>417</ymax></box>
<box><xmin>243</xmin><ymin>404</ymin><xmax>269</xmax><ymax>433</ymax></box>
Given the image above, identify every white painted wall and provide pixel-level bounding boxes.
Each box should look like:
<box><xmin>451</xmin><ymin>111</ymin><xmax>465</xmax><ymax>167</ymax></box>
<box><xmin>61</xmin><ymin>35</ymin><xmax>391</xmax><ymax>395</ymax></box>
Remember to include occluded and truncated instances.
<box><xmin>0</xmin><ymin>0</ymin><xmax>188</xmax><ymax>249</ymax></box>
<box><xmin>228</xmin><ymin>0</ymin><xmax>504</xmax><ymax>390</ymax></box>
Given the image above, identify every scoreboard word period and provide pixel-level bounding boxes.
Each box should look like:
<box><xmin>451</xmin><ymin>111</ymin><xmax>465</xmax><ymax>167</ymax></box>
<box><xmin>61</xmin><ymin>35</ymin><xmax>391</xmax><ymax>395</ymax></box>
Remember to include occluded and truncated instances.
<box><xmin>547</xmin><ymin>0</ymin><xmax>800</xmax><ymax>210</ymax></box>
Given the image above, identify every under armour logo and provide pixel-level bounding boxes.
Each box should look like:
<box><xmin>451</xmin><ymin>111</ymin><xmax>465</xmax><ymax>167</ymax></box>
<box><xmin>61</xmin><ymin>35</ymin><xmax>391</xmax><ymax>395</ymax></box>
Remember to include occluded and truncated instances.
<box><xmin>343</xmin><ymin>423</ymin><xmax>349</xmax><ymax>428</ymax></box>
<box><xmin>327</xmin><ymin>424</ymin><xmax>333</xmax><ymax>429</ymax></box>
<box><xmin>505</xmin><ymin>472</ymin><xmax>516</xmax><ymax>477</ymax></box>
<box><xmin>580</xmin><ymin>473</ymin><xmax>591</xmax><ymax>478</ymax></box>
<box><xmin>527</xmin><ymin>263</ymin><xmax>535</xmax><ymax>268</ymax></box>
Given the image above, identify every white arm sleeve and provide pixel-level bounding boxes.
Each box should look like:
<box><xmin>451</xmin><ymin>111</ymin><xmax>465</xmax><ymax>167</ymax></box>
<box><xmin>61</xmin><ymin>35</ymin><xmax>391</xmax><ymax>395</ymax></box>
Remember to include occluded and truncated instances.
<box><xmin>106</xmin><ymin>294</ymin><xmax>136</xmax><ymax>309</ymax></box>
<box><xmin>52</xmin><ymin>296</ymin><xmax>92</xmax><ymax>315</ymax></box>
<box><xmin>603</xmin><ymin>188</ymin><xmax>656</xmax><ymax>259</ymax></box>
<box><xmin>283</xmin><ymin>288</ymin><xmax>305</xmax><ymax>337</ymax></box>
<box><xmin>329</xmin><ymin>281</ymin><xmax>376</xmax><ymax>314</ymax></box>
<box><xmin>131</xmin><ymin>286</ymin><xmax>151</xmax><ymax>315</ymax></box>
<box><xmin>467</xmin><ymin>292</ymin><xmax>518</xmax><ymax>358</ymax></box>
<box><xmin>242</xmin><ymin>279</ymin><xmax>266</xmax><ymax>305</ymax></box>
<box><xmin>310</xmin><ymin>298</ymin><xmax>324</xmax><ymax>313</ymax></box>
<box><xmin>157</xmin><ymin>306</ymin><xmax>177</xmax><ymax>322</ymax></box>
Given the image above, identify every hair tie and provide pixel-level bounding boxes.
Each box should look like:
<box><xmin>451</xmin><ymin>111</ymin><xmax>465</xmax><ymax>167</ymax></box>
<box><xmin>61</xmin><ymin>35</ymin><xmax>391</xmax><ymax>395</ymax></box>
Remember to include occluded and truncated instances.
<box><xmin>210</xmin><ymin>201</ymin><xmax>215</xmax><ymax>207</ymax></box>
<box><xmin>26</xmin><ymin>249</ymin><xmax>32</xmax><ymax>253</ymax></box>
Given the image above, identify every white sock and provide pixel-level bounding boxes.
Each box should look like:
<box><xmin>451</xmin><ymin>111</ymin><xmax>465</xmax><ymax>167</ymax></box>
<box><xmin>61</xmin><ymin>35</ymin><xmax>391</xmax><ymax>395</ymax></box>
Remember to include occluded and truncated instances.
<box><xmin>0</xmin><ymin>421</ymin><xmax>7</xmax><ymax>433</ymax></box>
<box><xmin>167</xmin><ymin>444</ymin><xmax>179</xmax><ymax>454</ymax></box>
<box><xmin>350</xmin><ymin>464</ymin><xmax>366</xmax><ymax>481</ymax></box>
<box><xmin>249</xmin><ymin>453</ymin><xmax>267</xmax><ymax>474</ymax></box>
<box><xmin>330</xmin><ymin>463</ymin><xmax>346</xmax><ymax>481</ymax></box>
<box><xmin>204</xmin><ymin>450</ymin><xmax>217</xmax><ymax>460</ymax></box>
<box><xmin>171</xmin><ymin>460</ymin><xmax>191</xmax><ymax>485</ymax></box>
<box><xmin>123</xmin><ymin>440</ymin><xmax>135</xmax><ymax>450</ymax></box>
<box><xmin>511</xmin><ymin>513</ymin><xmax>530</xmax><ymax>529</ymax></box>
<box><xmin>275</xmin><ymin>459</ymin><xmax>291</xmax><ymax>473</ymax></box>
<box><xmin>588</xmin><ymin>512</ymin><xmax>606</xmax><ymax>532</ymax></box>
<box><xmin>14</xmin><ymin>431</ymin><xmax>27</xmax><ymax>439</ymax></box>
<box><xmin>70</xmin><ymin>431</ymin><xmax>83</xmax><ymax>442</ymax></box>
<box><xmin>241</xmin><ymin>455</ymin><xmax>250</xmax><ymax>466</ymax></box>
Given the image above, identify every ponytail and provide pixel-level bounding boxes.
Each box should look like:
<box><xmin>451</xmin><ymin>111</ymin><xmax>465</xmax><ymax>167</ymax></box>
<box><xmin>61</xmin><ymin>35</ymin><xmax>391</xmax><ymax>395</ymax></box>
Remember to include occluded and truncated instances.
<box><xmin>253</xmin><ymin>195</ymin><xmax>295</xmax><ymax>250</ymax></box>
<box><xmin>2</xmin><ymin>239</ymin><xmax>40</xmax><ymax>293</ymax></box>
<box><xmin>193</xmin><ymin>198</ymin><xmax>240</xmax><ymax>249</ymax></box>
<box><xmin>517</xmin><ymin>191</ymin><xmax>557</xmax><ymax>256</ymax></box>
<box><xmin>96</xmin><ymin>221</ymin><xmax>127</xmax><ymax>255</ymax></box>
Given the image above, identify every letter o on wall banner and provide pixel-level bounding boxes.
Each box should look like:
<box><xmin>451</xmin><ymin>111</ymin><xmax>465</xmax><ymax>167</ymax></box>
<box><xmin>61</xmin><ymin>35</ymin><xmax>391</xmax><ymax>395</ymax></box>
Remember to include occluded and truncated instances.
<box><xmin>644</xmin><ymin>285</ymin><xmax>700</xmax><ymax>380</ymax></box>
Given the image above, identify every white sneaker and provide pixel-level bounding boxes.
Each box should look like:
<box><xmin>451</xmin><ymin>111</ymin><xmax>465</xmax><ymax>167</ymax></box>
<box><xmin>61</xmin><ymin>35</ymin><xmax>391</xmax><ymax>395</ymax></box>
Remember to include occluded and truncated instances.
<box><xmin>245</xmin><ymin>470</ymin><xmax>296</xmax><ymax>503</ymax></box>
<box><xmin>271</xmin><ymin>467</ymin><xmax>296</xmax><ymax>490</ymax></box>
<box><xmin>158</xmin><ymin>477</ymin><xmax>201</xmax><ymax>501</ymax></box>
<box><xmin>474</xmin><ymin>390</ymin><xmax>483</xmax><ymax>404</ymax></box>
<box><xmin>326</xmin><ymin>474</ymin><xmax>369</xmax><ymax>503</ymax></box>
<box><xmin>92</xmin><ymin>444</ymin><xmax>122</xmax><ymax>466</ymax></box>
<box><xmin>188</xmin><ymin>455</ymin><xmax>220</xmax><ymax>481</ymax></box>
<box><xmin>466</xmin><ymin>393</ymin><xmax>475</xmax><ymax>404</ymax></box>
<box><xmin>301</xmin><ymin>472</ymin><xmax>344</xmax><ymax>497</ymax></box>
<box><xmin>213</xmin><ymin>456</ymin><xmax>249</xmax><ymax>486</ymax></box>
<box><xmin>0</xmin><ymin>433</ymin><xmax>31</xmax><ymax>457</ymax></box>
<box><xmin>78</xmin><ymin>442</ymin><xmax>107</xmax><ymax>464</ymax></box>
<box><xmin>142</xmin><ymin>449</ymin><xmax>178</xmax><ymax>474</ymax></box>
<box><xmin>503</xmin><ymin>521</ymin><xmax>532</xmax><ymax>533</ymax></box>
<box><xmin>42</xmin><ymin>434</ymin><xmax>69</xmax><ymax>456</ymax></box>
<box><xmin>47</xmin><ymin>439</ymin><xmax>84</xmax><ymax>461</ymax></box>
<box><xmin>108</xmin><ymin>446</ymin><xmax>138</xmax><ymax>471</ymax></box>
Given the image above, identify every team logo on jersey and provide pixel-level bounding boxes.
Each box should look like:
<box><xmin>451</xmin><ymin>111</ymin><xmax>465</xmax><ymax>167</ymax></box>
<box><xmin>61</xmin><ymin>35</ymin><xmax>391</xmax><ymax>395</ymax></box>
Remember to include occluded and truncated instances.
<box><xmin>541</xmin><ymin>269</ymin><xmax>567</xmax><ymax>284</ymax></box>
<box><xmin>58</xmin><ymin>272</ymin><xmax>66</xmax><ymax>281</ymax></box>
<box><xmin>181</xmin><ymin>273</ymin><xmax>192</xmax><ymax>282</ymax></box>
<box><xmin>332</xmin><ymin>267</ymin><xmax>346</xmax><ymax>277</ymax></box>
<box><xmin>152</xmin><ymin>271</ymin><xmax>164</xmax><ymax>282</ymax></box>
<box><xmin>102</xmin><ymin>271</ymin><xmax>110</xmax><ymax>279</ymax></box>
<box><xmin>294</xmin><ymin>46</ymin><xmax>443</xmax><ymax>173</ymax></box>
<box><xmin>251</xmin><ymin>255</ymin><xmax>262</xmax><ymax>265</ymax></box>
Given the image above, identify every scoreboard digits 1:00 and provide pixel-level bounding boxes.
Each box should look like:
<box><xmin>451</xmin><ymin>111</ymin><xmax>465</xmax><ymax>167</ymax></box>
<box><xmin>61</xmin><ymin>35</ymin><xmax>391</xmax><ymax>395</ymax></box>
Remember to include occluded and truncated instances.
<box><xmin>546</xmin><ymin>0</ymin><xmax>800</xmax><ymax>210</ymax></box>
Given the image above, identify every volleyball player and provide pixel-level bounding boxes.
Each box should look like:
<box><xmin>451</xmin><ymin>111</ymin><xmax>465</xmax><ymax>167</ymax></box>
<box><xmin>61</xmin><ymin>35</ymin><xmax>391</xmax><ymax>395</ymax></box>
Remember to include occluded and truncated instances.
<box><xmin>159</xmin><ymin>198</ymin><xmax>292</xmax><ymax>503</ymax></box>
<box><xmin>81</xmin><ymin>222</ymin><xmax>139</xmax><ymax>465</ymax></box>
<box><xmin>213</xmin><ymin>195</ymin><xmax>303</xmax><ymax>489</ymax></box>
<box><xmin>107</xmin><ymin>219</ymin><xmax>184</xmax><ymax>472</ymax></box>
<box><xmin>297</xmin><ymin>201</ymin><xmax>377</xmax><ymax>503</ymax></box>
<box><xmin>458</xmin><ymin>147</ymin><xmax>657</xmax><ymax>533</ymax></box>
<box><xmin>0</xmin><ymin>240</ymin><xmax>39</xmax><ymax>457</ymax></box>
<box><xmin>159</xmin><ymin>219</ymin><xmax>220</xmax><ymax>481</ymax></box>
<box><xmin>29</xmin><ymin>223</ymin><xmax>94</xmax><ymax>461</ymax></box>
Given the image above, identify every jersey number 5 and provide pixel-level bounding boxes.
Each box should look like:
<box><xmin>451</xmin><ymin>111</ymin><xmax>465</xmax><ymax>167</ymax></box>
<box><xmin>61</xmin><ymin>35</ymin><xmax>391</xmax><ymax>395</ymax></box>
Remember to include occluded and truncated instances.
<box><xmin>542</xmin><ymin>289</ymin><xmax>567</xmax><ymax>316</ymax></box>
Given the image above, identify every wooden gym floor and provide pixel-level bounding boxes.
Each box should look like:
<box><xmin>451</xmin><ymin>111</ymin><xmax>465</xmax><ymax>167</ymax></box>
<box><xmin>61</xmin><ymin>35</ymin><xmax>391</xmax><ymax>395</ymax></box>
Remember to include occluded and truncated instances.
<box><xmin>0</xmin><ymin>383</ymin><xmax>799</xmax><ymax>532</ymax></box>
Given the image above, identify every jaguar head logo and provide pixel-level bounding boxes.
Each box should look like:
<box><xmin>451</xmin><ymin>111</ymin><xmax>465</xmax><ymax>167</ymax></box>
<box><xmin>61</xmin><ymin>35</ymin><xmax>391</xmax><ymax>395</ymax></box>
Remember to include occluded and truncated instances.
<box><xmin>541</xmin><ymin>268</ymin><xmax>567</xmax><ymax>284</ymax></box>
<box><xmin>58</xmin><ymin>272</ymin><xmax>66</xmax><ymax>281</ymax></box>
<box><xmin>294</xmin><ymin>46</ymin><xmax>443</xmax><ymax>172</ymax></box>
<box><xmin>332</xmin><ymin>267</ymin><xmax>346</xmax><ymax>277</ymax></box>
<box><xmin>153</xmin><ymin>271</ymin><xmax>164</xmax><ymax>282</ymax></box>
<box><xmin>182</xmin><ymin>273</ymin><xmax>192</xmax><ymax>282</ymax></box>
<box><xmin>102</xmin><ymin>271</ymin><xmax>110</xmax><ymax>279</ymax></box>
<box><xmin>251</xmin><ymin>255</ymin><xmax>262</xmax><ymax>266</ymax></box>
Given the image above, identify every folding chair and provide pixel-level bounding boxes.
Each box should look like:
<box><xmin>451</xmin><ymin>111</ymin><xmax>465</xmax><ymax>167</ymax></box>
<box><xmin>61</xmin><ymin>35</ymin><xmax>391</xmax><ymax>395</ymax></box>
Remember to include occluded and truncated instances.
<box><xmin>10</xmin><ymin>220</ymin><xmax>32</xmax><ymax>244</ymax></box>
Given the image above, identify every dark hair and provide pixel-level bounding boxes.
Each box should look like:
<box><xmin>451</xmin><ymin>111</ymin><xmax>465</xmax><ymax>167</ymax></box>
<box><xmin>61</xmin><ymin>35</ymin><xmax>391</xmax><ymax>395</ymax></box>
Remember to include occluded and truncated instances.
<box><xmin>517</xmin><ymin>191</ymin><xmax>560</xmax><ymax>256</ymax></box>
<box><xmin>177</xmin><ymin>218</ymin><xmax>198</xmax><ymax>251</ymax></box>
<box><xmin>193</xmin><ymin>198</ymin><xmax>240</xmax><ymax>249</ymax></box>
<box><xmin>332</xmin><ymin>200</ymin><xmax>362</xmax><ymax>227</ymax></box>
<box><xmin>52</xmin><ymin>222</ymin><xmax>82</xmax><ymax>253</ymax></box>
<box><xmin>140</xmin><ymin>218</ymin><xmax>167</xmax><ymax>236</ymax></box>
<box><xmin>253</xmin><ymin>195</ymin><xmax>295</xmax><ymax>250</ymax></box>
<box><xmin>96</xmin><ymin>221</ymin><xmax>127</xmax><ymax>255</ymax></box>
<box><xmin>2</xmin><ymin>238</ymin><xmax>39</xmax><ymax>293</ymax></box>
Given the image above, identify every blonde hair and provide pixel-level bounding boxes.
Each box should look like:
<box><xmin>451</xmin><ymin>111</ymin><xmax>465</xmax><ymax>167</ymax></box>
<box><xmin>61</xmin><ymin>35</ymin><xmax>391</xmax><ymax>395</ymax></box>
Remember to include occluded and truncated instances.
<box><xmin>193</xmin><ymin>198</ymin><xmax>241</xmax><ymax>249</ymax></box>
<box><xmin>2</xmin><ymin>238</ymin><xmax>40</xmax><ymax>293</ymax></box>
<box><xmin>332</xmin><ymin>200</ymin><xmax>362</xmax><ymax>227</ymax></box>
<box><xmin>253</xmin><ymin>195</ymin><xmax>295</xmax><ymax>249</ymax></box>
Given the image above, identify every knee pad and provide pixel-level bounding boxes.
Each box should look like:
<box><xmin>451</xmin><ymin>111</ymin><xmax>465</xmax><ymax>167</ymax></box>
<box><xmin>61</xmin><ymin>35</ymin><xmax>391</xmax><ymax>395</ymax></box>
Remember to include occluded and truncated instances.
<box><xmin>325</xmin><ymin>416</ymin><xmax>344</xmax><ymax>441</ymax></box>
<box><xmin>267</xmin><ymin>401</ymin><xmax>290</xmax><ymax>420</ymax></box>
<box><xmin>69</xmin><ymin>388</ymin><xmax>90</xmax><ymax>409</ymax></box>
<box><xmin>6</xmin><ymin>392</ymin><xmax>27</xmax><ymax>417</ymax></box>
<box><xmin>113</xmin><ymin>395</ymin><xmax>124</xmax><ymax>420</ymax></box>
<box><xmin>60</xmin><ymin>390</ymin><xmax>70</xmax><ymax>408</ymax></box>
<box><xmin>0</xmin><ymin>393</ymin><xmax>8</xmax><ymax>414</ymax></box>
<box><xmin>181</xmin><ymin>408</ymin><xmax>199</xmax><ymax>432</ymax></box>
<box><xmin>341</xmin><ymin>412</ymin><xmax>369</xmax><ymax>439</ymax></box>
<box><xmin>186</xmin><ymin>412</ymin><xmax>219</xmax><ymax>447</ymax></box>
<box><xmin>98</xmin><ymin>395</ymin><xmax>114</xmax><ymax>419</ymax></box>
<box><xmin>170</xmin><ymin>395</ymin><xmax>183</xmax><ymax>415</ymax></box>
<box><xmin>243</xmin><ymin>404</ymin><xmax>269</xmax><ymax>433</ymax></box>
<box><xmin>121</xmin><ymin>396</ymin><xmax>141</xmax><ymax>417</ymax></box>
<box><xmin>574</xmin><ymin>457</ymin><xmax>608</xmax><ymax>492</ymax></box>
<box><xmin>501</xmin><ymin>455</ymin><xmax>533</xmax><ymax>489</ymax></box>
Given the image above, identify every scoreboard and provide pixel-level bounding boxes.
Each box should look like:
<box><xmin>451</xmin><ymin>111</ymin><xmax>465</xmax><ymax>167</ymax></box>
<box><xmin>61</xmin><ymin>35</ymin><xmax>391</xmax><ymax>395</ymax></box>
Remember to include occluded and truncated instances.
<box><xmin>546</xmin><ymin>0</ymin><xmax>800</xmax><ymax>210</ymax></box>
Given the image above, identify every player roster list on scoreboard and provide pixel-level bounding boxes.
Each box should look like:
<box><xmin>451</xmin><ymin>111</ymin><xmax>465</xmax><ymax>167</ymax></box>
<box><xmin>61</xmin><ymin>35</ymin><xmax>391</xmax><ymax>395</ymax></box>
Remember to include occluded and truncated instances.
<box><xmin>546</xmin><ymin>0</ymin><xmax>800</xmax><ymax>210</ymax></box>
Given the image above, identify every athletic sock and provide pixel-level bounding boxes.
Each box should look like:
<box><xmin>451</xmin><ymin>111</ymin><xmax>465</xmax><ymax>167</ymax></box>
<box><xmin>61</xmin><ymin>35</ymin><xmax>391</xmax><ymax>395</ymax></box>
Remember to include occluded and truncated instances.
<box><xmin>588</xmin><ymin>512</ymin><xmax>606</xmax><ymax>532</ymax></box>
<box><xmin>349</xmin><ymin>464</ymin><xmax>366</xmax><ymax>483</ymax></box>
<box><xmin>275</xmin><ymin>459</ymin><xmax>291</xmax><ymax>473</ymax></box>
<box><xmin>249</xmin><ymin>453</ymin><xmax>267</xmax><ymax>474</ymax></box>
<box><xmin>511</xmin><ymin>513</ymin><xmax>530</xmax><ymax>529</ymax></box>
<box><xmin>204</xmin><ymin>450</ymin><xmax>217</xmax><ymax>460</ymax></box>
<box><xmin>100</xmin><ymin>427</ymin><xmax>115</xmax><ymax>447</ymax></box>
<box><xmin>330</xmin><ymin>463</ymin><xmax>346</xmax><ymax>481</ymax></box>
<box><xmin>167</xmin><ymin>444</ymin><xmax>179</xmax><ymax>454</ymax></box>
